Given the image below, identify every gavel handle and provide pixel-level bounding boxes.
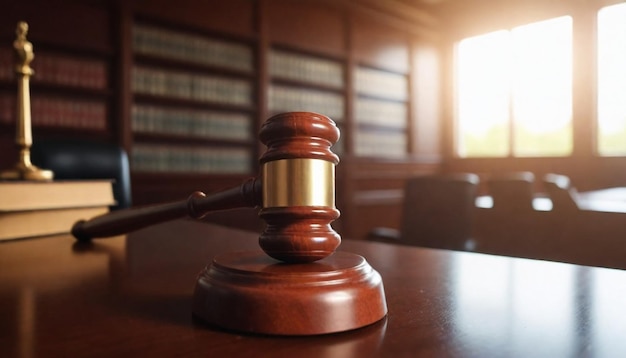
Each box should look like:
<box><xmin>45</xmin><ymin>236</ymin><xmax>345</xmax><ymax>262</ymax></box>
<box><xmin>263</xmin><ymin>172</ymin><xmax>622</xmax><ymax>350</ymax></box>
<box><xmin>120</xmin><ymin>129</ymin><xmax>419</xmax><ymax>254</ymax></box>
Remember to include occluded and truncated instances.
<box><xmin>72</xmin><ymin>177</ymin><xmax>261</xmax><ymax>241</ymax></box>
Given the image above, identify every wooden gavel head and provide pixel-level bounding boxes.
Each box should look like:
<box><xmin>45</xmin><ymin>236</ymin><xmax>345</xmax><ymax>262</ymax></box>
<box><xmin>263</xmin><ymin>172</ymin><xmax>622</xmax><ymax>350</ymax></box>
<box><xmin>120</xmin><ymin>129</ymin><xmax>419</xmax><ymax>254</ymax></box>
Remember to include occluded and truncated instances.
<box><xmin>257</xmin><ymin>112</ymin><xmax>341</xmax><ymax>263</ymax></box>
<box><xmin>69</xmin><ymin>112</ymin><xmax>341</xmax><ymax>263</ymax></box>
<box><xmin>192</xmin><ymin>113</ymin><xmax>387</xmax><ymax>337</ymax></box>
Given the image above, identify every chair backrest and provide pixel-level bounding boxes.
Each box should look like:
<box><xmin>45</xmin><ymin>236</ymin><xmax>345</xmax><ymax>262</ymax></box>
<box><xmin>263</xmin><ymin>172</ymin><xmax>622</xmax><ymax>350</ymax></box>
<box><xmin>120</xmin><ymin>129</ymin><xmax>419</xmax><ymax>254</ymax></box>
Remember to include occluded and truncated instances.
<box><xmin>31</xmin><ymin>139</ymin><xmax>132</xmax><ymax>210</ymax></box>
<box><xmin>487</xmin><ymin>171</ymin><xmax>535</xmax><ymax>212</ymax></box>
<box><xmin>400</xmin><ymin>173</ymin><xmax>479</xmax><ymax>251</ymax></box>
<box><xmin>543</xmin><ymin>173</ymin><xmax>579</xmax><ymax>212</ymax></box>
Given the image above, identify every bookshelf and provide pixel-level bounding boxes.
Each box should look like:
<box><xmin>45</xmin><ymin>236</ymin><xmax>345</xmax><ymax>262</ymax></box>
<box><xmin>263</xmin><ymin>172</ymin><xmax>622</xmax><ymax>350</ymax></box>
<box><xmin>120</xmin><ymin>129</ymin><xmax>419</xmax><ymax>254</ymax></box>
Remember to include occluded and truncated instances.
<box><xmin>129</xmin><ymin>20</ymin><xmax>257</xmax><ymax>176</ymax></box>
<box><xmin>267</xmin><ymin>47</ymin><xmax>346</xmax><ymax>156</ymax></box>
<box><xmin>0</xmin><ymin>42</ymin><xmax>111</xmax><ymax>132</ymax></box>
<box><xmin>353</xmin><ymin>65</ymin><xmax>409</xmax><ymax>159</ymax></box>
<box><xmin>0</xmin><ymin>0</ymin><xmax>443</xmax><ymax>238</ymax></box>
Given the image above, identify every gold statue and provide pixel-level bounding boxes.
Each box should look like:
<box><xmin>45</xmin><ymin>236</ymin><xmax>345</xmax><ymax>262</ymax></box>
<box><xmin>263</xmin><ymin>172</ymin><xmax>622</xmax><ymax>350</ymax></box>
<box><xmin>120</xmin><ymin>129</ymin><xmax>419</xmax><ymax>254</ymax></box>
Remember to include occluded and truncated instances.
<box><xmin>0</xmin><ymin>21</ymin><xmax>54</xmax><ymax>180</ymax></box>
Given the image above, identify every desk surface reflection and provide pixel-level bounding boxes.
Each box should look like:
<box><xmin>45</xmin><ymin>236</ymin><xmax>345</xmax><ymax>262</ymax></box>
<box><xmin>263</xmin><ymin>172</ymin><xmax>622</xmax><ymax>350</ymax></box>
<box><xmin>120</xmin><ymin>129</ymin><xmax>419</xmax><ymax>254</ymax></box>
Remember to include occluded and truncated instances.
<box><xmin>1</xmin><ymin>220</ymin><xmax>625</xmax><ymax>357</ymax></box>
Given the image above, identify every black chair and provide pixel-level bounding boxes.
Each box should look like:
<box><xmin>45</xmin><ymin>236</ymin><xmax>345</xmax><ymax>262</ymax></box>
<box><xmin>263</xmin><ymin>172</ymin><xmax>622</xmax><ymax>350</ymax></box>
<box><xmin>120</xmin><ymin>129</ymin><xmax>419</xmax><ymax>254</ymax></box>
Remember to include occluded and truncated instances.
<box><xmin>31</xmin><ymin>139</ymin><xmax>132</xmax><ymax>210</ymax></box>
<box><xmin>369</xmin><ymin>173</ymin><xmax>480</xmax><ymax>252</ymax></box>
<box><xmin>543</xmin><ymin>173</ymin><xmax>579</xmax><ymax>213</ymax></box>
<box><xmin>487</xmin><ymin>171</ymin><xmax>535</xmax><ymax>213</ymax></box>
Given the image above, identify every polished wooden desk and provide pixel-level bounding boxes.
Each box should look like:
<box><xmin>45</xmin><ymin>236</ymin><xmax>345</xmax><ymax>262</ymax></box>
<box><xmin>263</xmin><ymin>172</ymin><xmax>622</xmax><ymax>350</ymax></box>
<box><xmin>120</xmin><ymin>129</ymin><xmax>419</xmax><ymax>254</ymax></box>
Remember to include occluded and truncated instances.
<box><xmin>473</xmin><ymin>187</ymin><xmax>626</xmax><ymax>270</ymax></box>
<box><xmin>476</xmin><ymin>187</ymin><xmax>626</xmax><ymax>213</ymax></box>
<box><xmin>2</xmin><ymin>220</ymin><xmax>626</xmax><ymax>357</ymax></box>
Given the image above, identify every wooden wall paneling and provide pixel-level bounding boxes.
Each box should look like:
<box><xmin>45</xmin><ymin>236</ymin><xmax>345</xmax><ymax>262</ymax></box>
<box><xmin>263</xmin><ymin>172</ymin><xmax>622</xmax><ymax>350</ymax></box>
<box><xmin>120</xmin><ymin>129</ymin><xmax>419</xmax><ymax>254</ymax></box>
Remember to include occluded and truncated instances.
<box><xmin>351</xmin><ymin>0</ymin><xmax>439</xmax><ymax>35</ymax></box>
<box><xmin>256</xmin><ymin>0</ymin><xmax>270</xmax><ymax>131</ymax></box>
<box><xmin>350</xmin><ymin>201</ymin><xmax>404</xmax><ymax>241</ymax></box>
<box><xmin>130</xmin><ymin>0</ymin><xmax>256</xmax><ymax>38</ymax></box>
<box><xmin>266</xmin><ymin>0</ymin><xmax>347</xmax><ymax>57</ymax></box>
<box><xmin>0</xmin><ymin>137</ymin><xmax>17</xmax><ymax>171</ymax></box>
<box><xmin>343</xmin><ymin>12</ymin><xmax>356</xmax><ymax>158</ymax></box>
<box><xmin>340</xmin><ymin>9</ymin><xmax>443</xmax><ymax>239</ymax></box>
<box><xmin>438</xmin><ymin>0</ymin><xmax>577</xmax><ymax>40</ymax></box>
<box><xmin>350</xmin><ymin>12</ymin><xmax>413</xmax><ymax>160</ymax></box>
<box><xmin>411</xmin><ymin>41</ymin><xmax>442</xmax><ymax>163</ymax></box>
<box><xmin>337</xmin><ymin>11</ymin><xmax>356</xmax><ymax>239</ymax></box>
<box><xmin>0</xmin><ymin>0</ymin><xmax>113</xmax><ymax>54</ymax></box>
<box><xmin>343</xmin><ymin>160</ymin><xmax>439</xmax><ymax>239</ymax></box>
<box><xmin>351</xmin><ymin>12</ymin><xmax>410</xmax><ymax>73</ymax></box>
<box><xmin>116</xmin><ymin>0</ymin><xmax>134</xmax><ymax>151</ymax></box>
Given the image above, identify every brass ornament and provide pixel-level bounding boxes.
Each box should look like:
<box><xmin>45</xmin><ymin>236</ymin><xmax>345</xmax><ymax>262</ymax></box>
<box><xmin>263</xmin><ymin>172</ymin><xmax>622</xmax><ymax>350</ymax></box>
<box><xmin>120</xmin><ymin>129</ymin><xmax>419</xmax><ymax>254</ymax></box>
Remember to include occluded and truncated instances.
<box><xmin>0</xmin><ymin>21</ymin><xmax>54</xmax><ymax>181</ymax></box>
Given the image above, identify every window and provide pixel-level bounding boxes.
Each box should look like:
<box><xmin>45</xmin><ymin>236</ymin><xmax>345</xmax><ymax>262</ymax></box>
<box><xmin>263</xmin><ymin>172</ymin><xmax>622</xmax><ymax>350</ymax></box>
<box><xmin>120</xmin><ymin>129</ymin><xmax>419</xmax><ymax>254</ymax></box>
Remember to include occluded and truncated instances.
<box><xmin>455</xmin><ymin>16</ymin><xmax>573</xmax><ymax>158</ymax></box>
<box><xmin>597</xmin><ymin>3</ymin><xmax>626</xmax><ymax>156</ymax></box>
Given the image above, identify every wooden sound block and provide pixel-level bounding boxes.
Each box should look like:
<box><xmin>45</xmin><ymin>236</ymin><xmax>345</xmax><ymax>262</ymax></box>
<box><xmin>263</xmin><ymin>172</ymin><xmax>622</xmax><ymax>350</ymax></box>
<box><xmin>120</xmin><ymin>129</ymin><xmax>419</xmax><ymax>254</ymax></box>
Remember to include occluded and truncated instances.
<box><xmin>192</xmin><ymin>251</ymin><xmax>387</xmax><ymax>335</ymax></box>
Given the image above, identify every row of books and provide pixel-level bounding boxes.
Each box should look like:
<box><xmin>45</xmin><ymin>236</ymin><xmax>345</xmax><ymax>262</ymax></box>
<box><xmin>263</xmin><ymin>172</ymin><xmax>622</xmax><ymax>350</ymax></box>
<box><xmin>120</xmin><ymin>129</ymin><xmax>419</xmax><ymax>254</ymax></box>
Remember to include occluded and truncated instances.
<box><xmin>269</xmin><ymin>49</ymin><xmax>344</xmax><ymax>89</ymax></box>
<box><xmin>0</xmin><ymin>180</ymin><xmax>114</xmax><ymax>241</ymax></box>
<box><xmin>0</xmin><ymin>94</ymin><xmax>107</xmax><ymax>130</ymax></box>
<box><xmin>132</xmin><ymin>104</ymin><xmax>252</xmax><ymax>141</ymax></box>
<box><xmin>268</xmin><ymin>84</ymin><xmax>344</xmax><ymax>122</ymax></box>
<box><xmin>354</xmin><ymin>129</ymin><xmax>407</xmax><ymax>158</ymax></box>
<box><xmin>133</xmin><ymin>24</ymin><xmax>253</xmax><ymax>73</ymax></box>
<box><xmin>0</xmin><ymin>48</ymin><xmax>108</xmax><ymax>90</ymax></box>
<box><xmin>355</xmin><ymin>66</ymin><xmax>408</xmax><ymax>101</ymax></box>
<box><xmin>355</xmin><ymin>97</ymin><xmax>407</xmax><ymax>128</ymax></box>
<box><xmin>132</xmin><ymin>66</ymin><xmax>253</xmax><ymax>106</ymax></box>
<box><xmin>131</xmin><ymin>144</ymin><xmax>252</xmax><ymax>174</ymax></box>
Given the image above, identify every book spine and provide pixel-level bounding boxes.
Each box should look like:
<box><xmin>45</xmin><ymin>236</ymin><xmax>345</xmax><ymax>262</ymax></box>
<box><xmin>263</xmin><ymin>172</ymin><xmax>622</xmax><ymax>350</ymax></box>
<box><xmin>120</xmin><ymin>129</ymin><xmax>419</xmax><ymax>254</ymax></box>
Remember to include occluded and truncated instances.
<box><xmin>269</xmin><ymin>49</ymin><xmax>344</xmax><ymax>89</ymax></box>
<box><xmin>268</xmin><ymin>85</ymin><xmax>344</xmax><ymax>122</ymax></box>
<box><xmin>133</xmin><ymin>24</ymin><xmax>253</xmax><ymax>73</ymax></box>
<box><xmin>30</xmin><ymin>52</ymin><xmax>108</xmax><ymax>90</ymax></box>
<box><xmin>354</xmin><ymin>129</ymin><xmax>407</xmax><ymax>158</ymax></box>
<box><xmin>131</xmin><ymin>104</ymin><xmax>251</xmax><ymax>141</ymax></box>
<box><xmin>28</xmin><ymin>97</ymin><xmax>107</xmax><ymax>130</ymax></box>
<box><xmin>131</xmin><ymin>144</ymin><xmax>252</xmax><ymax>174</ymax></box>
<box><xmin>355</xmin><ymin>66</ymin><xmax>408</xmax><ymax>101</ymax></box>
<box><xmin>132</xmin><ymin>66</ymin><xmax>253</xmax><ymax>106</ymax></box>
<box><xmin>355</xmin><ymin>97</ymin><xmax>407</xmax><ymax>129</ymax></box>
<box><xmin>352</xmin><ymin>65</ymin><xmax>410</xmax><ymax>158</ymax></box>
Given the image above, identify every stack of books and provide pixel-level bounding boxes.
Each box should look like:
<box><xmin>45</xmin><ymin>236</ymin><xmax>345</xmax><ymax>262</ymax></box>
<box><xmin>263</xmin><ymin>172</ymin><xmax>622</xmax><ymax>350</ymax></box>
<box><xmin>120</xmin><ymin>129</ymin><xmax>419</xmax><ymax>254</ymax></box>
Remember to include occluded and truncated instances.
<box><xmin>0</xmin><ymin>180</ymin><xmax>115</xmax><ymax>241</ymax></box>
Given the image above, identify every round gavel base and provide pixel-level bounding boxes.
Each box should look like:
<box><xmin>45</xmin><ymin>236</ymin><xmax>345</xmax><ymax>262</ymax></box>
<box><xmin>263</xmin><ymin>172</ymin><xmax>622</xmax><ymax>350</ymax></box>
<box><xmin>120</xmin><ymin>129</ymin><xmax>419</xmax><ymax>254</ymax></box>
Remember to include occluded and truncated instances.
<box><xmin>192</xmin><ymin>251</ymin><xmax>387</xmax><ymax>335</ymax></box>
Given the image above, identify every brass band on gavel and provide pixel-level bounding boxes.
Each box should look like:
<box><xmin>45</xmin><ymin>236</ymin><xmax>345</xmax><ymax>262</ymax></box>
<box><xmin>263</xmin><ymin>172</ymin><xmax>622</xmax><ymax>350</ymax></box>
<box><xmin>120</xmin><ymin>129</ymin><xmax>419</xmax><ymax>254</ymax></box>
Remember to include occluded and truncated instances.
<box><xmin>263</xmin><ymin>158</ymin><xmax>335</xmax><ymax>208</ymax></box>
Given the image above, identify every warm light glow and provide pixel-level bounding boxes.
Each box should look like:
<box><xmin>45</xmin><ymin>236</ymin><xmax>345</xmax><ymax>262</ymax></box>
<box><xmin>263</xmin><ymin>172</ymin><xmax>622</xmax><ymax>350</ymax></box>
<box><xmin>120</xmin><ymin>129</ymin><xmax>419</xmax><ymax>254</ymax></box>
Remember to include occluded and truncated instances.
<box><xmin>592</xmin><ymin>269</ymin><xmax>626</xmax><ymax>356</ymax></box>
<box><xmin>512</xmin><ymin>16</ymin><xmax>573</xmax><ymax>156</ymax></box>
<box><xmin>512</xmin><ymin>17</ymin><xmax>572</xmax><ymax>134</ymax></box>
<box><xmin>456</xmin><ymin>17</ymin><xmax>573</xmax><ymax>157</ymax></box>
<box><xmin>456</xmin><ymin>30</ymin><xmax>510</xmax><ymax>157</ymax></box>
<box><xmin>597</xmin><ymin>3</ymin><xmax>626</xmax><ymax>156</ymax></box>
<box><xmin>453</xmin><ymin>255</ymin><xmax>576</xmax><ymax>355</ymax></box>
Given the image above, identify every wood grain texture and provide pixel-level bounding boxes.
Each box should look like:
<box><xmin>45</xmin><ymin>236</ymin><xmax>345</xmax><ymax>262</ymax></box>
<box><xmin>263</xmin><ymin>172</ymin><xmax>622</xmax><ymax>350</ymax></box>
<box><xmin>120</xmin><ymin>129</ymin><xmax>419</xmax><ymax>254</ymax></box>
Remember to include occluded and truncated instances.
<box><xmin>71</xmin><ymin>178</ymin><xmax>260</xmax><ymax>240</ymax></box>
<box><xmin>2</xmin><ymin>220</ymin><xmax>626</xmax><ymax>356</ymax></box>
<box><xmin>192</xmin><ymin>251</ymin><xmax>386</xmax><ymax>335</ymax></box>
<box><xmin>258</xmin><ymin>112</ymin><xmax>342</xmax><ymax>262</ymax></box>
<box><xmin>266</xmin><ymin>0</ymin><xmax>347</xmax><ymax>57</ymax></box>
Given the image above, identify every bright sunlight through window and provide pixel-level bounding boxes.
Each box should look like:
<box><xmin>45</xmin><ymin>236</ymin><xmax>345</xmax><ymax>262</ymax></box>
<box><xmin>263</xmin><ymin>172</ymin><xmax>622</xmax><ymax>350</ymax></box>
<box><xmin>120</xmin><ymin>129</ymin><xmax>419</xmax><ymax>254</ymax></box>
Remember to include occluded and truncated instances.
<box><xmin>597</xmin><ymin>3</ymin><xmax>626</xmax><ymax>156</ymax></box>
<box><xmin>456</xmin><ymin>17</ymin><xmax>572</xmax><ymax>158</ymax></box>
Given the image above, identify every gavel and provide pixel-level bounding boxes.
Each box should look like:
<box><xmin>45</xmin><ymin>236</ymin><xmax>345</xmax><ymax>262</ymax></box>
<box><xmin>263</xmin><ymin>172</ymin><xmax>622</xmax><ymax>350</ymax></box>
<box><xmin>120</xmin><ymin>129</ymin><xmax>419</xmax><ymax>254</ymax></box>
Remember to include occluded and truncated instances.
<box><xmin>72</xmin><ymin>111</ymin><xmax>341</xmax><ymax>263</ymax></box>
<box><xmin>74</xmin><ymin>111</ymin><xmax>387</xmax><ymax>336</ymax></box>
